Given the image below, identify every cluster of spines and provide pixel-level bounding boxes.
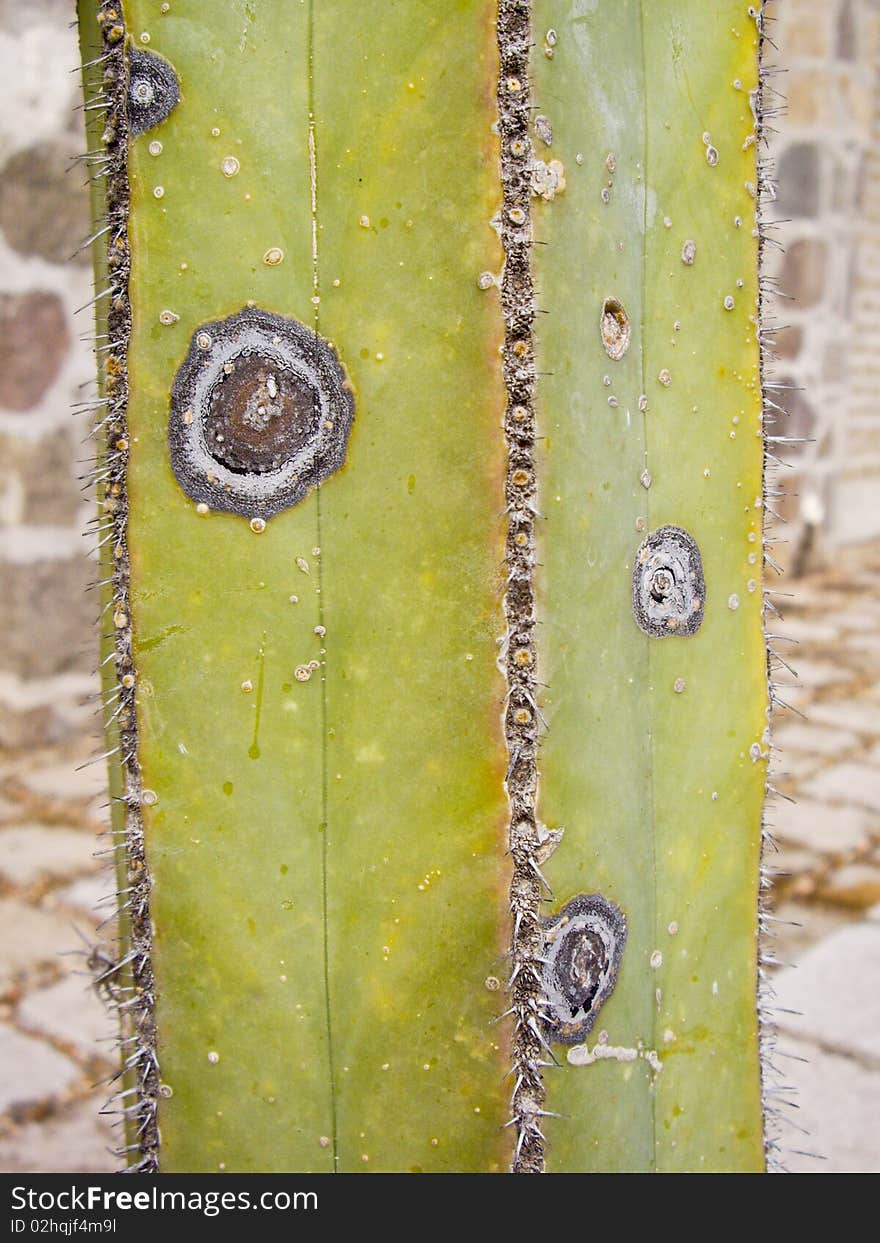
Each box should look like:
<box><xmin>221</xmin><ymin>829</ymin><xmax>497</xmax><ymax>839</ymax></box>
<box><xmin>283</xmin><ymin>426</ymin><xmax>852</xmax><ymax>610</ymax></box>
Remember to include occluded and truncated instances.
<box><xmin>75</xmin><ymin>4</ymin><xmax>160</xmax><ymax>1173</ymax></box>
<box><xmin>753</xmin><ymin>1</ymin><xmax>816</xmax><ymax>1173</ymax></box>
<box><xmin>496</xmin><ymin>0</ymin><xmax>555</xmax><ymax>1176</ymax></box>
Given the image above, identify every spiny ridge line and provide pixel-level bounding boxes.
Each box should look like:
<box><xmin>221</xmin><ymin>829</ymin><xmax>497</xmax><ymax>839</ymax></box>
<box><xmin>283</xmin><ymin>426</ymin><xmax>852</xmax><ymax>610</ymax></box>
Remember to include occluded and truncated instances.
<box><xmin>497</xmin><ymin>0</ymin><xmax>548</xmax><ymax>1176</ymax></box>
<box><xmin>83</xmin><ymin>4</ymin><xmax>160</xmax><ymax>1173</ymax></box>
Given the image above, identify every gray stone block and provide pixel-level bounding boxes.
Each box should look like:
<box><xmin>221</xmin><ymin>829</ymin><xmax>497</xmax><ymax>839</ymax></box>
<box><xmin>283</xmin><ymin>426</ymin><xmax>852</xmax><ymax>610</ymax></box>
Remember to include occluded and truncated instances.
<box><xmin>802</xmin><ymin>762</ymin><xmax>880</xmax><ymax>812</ymax></box>
<box><xmin>772</xmin><ymin>920</ymin><xmax>880</xmax><ymax>1062</ymax></box>
<box><xmin>770</xmin><ymin>902</ymin><xmax>856</xmax><ymax>963</ymax></box>
<box><xmin>790</xmin><ymin>659</ymin><xmax>854</xmax><ymax>689</ymax></box>
<box><xmin>18</xmin><ymin>972</ymin><xmax>116</xmax><ymax>1063</ymax></box>
<box><xmin>52</xmin><ymin>874</ymin><xmax>113</xmax><ymax>922</ymax></box>
<box><xmin>766</xmin><ymin>796</ymin><xmax>873</xmax><ymax>852</ymax></box>
<box><xmin>773</xmin><ymin>1036</ymin><xmax>880</xmax><ymax>1173</ymax></box>
<box><xmin>0</xmin><ymin>291</ymin><xmax>69</xmax><ymax>411</ymax></box>
<box><xmin>774</xmin><ymin>721</ymin><xmax>860</xmax><ymax>757</ymax></box>
<box><xmin>0</xmin><ymin>899</ymin><xmax>79</xmax><ymax>995</ymax></box>
<box><xmin>809</xmin><ymin>700</ymin><xmax>880</xmax><ymax>736</ymax></box>
<box><xmin>0</xmin><ymin>560</ymin><xmax>95</xmax><ymax>680</ymax></box>
<box><xmin>23</xmin><ymin>759</ymin><xmax>109</xmax><ymax>804</ymax></box>
<box><xmin>0</xmin><ymin>1025</ymin><xmax>79</xmax><ymax>1113</ymax></box>
<box><xmin>775</xmin><ymin>143</ymin><xmax>820</xmax><ymax>219</ymax></box>
<box><xmin>0</xmin><ymin>1100</ymin><xmax>116</xmax><ymax>1173</ymax></box>
<box><xmin>0</xmin><ymin>825</ymin><xmax>98</xmax><ymax>887</ymax></box>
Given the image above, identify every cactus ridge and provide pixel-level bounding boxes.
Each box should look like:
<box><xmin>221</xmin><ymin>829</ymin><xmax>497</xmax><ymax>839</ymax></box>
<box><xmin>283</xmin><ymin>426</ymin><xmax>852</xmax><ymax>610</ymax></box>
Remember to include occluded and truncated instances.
<box><xmin>496</xmin><ymin>0</ymin><xmax>549</xmax><ymax>1176</ymax></box>
<box><xmin>78</xmin><ymin>3</ymin><xmax>160</xmax><ymax>1172</ymax></box>
<box><xmin>753</xmin><ymin>2</ymin><xmax>792</xmax><ymax>1174</ymax></box>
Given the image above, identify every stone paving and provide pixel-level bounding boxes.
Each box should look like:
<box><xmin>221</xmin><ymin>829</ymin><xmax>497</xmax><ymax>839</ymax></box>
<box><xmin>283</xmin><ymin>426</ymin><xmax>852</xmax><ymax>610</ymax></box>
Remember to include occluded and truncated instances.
<box><xmin>0</xmin><ymin>728</ymin><xmax>119</xmax><ymax>1172</ymax></box>
<box><xmin>765</xmin><ymin>542</ymin><xmax>880</xmax><ymax>1172</ymax></box>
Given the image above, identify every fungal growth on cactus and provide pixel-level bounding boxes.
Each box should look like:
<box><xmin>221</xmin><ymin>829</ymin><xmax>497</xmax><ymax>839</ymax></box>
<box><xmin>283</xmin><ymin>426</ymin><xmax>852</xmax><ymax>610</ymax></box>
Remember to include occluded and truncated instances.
<box><xmin>542</xmin><ymin>895</ymin><xmax>627</xmax><ymax>1044</ymax></box>
<box><xmin>168</xmin><ymin>307</ymin><xmax>354</xmax><ymax>520</ymax></box>
<box><xmin>127</xmin><ymin>49</ymin><xmax>179</xmax><ymax>136</ymax></box>
<box><xmin>631</xmin><ymin>526</ymin><xmax>706</xmax><ymax>638</ymax></box>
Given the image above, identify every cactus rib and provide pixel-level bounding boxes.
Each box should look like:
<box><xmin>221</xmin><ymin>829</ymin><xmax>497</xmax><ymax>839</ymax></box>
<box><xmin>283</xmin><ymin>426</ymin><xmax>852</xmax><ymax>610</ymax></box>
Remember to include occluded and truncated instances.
<box><xmin>531</xmin><ymin>0</ymin><xmax>768</xmax><ymax>1171</ymax></box>
<box><xmin>497</xmin><ymin>0</ymin><xmax>547</xmax><ymax>1176</ymax></box>
<box><xmin>85</xmin><ymin>3</ymin><xmax>159</xmax><ymax>1171</ymax></box>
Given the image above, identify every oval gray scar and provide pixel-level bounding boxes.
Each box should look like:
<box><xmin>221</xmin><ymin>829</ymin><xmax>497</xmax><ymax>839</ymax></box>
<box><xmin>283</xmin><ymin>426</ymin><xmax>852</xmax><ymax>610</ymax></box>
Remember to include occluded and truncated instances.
<box><xmin>632</xmin><ymin>524</ymin><xmax>706</xmax><ymax>637</ymax></box>
<box><xmin>542</xmin><ymin>894</ymin><xmax>627</xmax><ymax>1045</ymax></box>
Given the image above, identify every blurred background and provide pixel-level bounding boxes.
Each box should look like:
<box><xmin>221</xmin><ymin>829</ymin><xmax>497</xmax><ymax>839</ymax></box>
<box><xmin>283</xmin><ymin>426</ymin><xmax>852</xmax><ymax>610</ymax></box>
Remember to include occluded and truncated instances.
<box><xmin>0</xmin><ymin>0</ymin><xmax>878</xmax><ymax>1172</ymax></box>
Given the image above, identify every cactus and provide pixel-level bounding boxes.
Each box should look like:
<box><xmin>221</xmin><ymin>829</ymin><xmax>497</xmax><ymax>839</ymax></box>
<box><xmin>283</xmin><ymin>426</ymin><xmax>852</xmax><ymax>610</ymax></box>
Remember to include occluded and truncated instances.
<box><xmin>77</xmin><ymin>0</ymin><xmax>772</xmax><ymax>1173</ymax></box>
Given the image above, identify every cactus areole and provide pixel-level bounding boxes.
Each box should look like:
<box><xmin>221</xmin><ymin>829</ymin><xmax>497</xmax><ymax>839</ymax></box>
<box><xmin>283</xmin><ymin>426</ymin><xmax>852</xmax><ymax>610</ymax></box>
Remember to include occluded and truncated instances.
<box><xmin>78</xmin><ymin>0</ymin><xmax>771</xmax><ymax>1172</ymax></box>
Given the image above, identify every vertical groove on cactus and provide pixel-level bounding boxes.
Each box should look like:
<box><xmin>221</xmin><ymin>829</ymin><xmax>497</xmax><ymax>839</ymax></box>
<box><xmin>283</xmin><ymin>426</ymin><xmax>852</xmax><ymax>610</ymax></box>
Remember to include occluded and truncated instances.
<box><xmin>497</xmin><ymin>0</ymin><xmax>546</xmax><ymax>1176</ymax></box>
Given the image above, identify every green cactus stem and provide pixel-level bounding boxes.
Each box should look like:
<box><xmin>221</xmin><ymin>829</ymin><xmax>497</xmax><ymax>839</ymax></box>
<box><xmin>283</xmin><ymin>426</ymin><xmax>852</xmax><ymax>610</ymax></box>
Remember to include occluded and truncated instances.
<box><xmin>77</xmin><ymin>0</ymin><xmax>771</xmax><ymax>1173</ymax></box>
<box><xmin>530</xmin><ymin>1</ymin><xmax>768</xmax><ymax>1172</ymax></box>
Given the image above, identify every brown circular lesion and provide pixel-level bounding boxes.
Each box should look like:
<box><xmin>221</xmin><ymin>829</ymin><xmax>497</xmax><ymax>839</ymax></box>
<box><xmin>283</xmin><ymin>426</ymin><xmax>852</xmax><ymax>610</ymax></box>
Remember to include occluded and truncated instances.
<box><xmin>203</xmin><ymin>352</ymin><xmax>320</xmax><ymax>475</ymax></box>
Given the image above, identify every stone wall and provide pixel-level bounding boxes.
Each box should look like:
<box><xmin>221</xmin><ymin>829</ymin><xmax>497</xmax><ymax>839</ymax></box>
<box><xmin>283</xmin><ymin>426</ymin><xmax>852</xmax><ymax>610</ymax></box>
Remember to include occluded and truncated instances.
<box><xmin>765</xmin><ymin>0</ymin><xmax>880</xmax><ymax>548</ymax></box>
<box><xmin>0</xmin><ymin>1</ymin><xmax>98</xmax><ymax>754</ymax></box>
<box><xmin>0</xmin><ymin>3</ymin><xmax>120</xmax><ymax>1170</ymax></box>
